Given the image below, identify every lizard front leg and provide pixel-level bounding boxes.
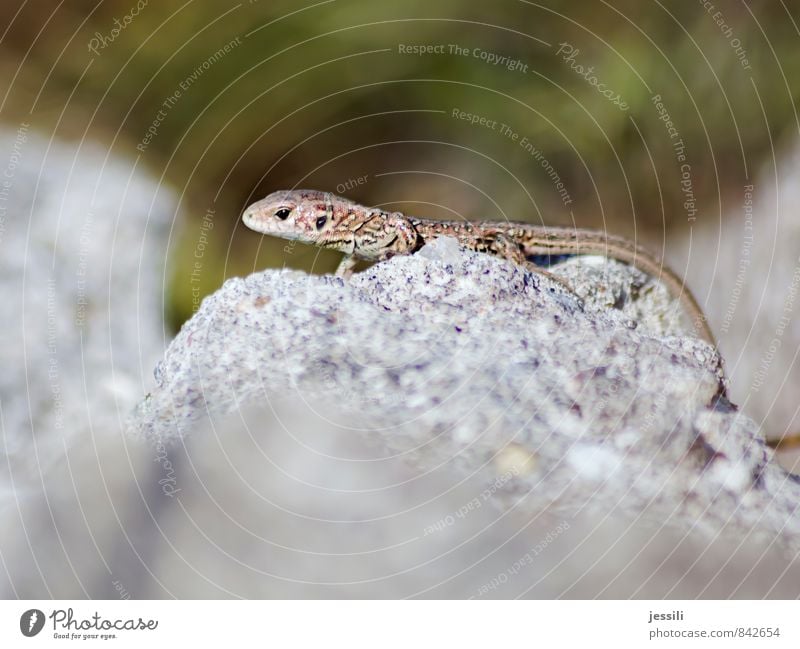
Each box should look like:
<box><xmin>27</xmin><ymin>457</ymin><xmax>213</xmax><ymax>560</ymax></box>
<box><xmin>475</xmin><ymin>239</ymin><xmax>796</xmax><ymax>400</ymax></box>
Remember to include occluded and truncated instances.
<box><xmin>353</xmin><ymin>211</ymin><xmax>420</xmax><ymax>262</ymax></box>
<box><xmin>335</xmin><ymin>212</ymin><xmax>419</xmax><ymax>277</ymax></box>
<box><xmin>334</xmin><ymin>254</ymin><xmax>359</xmax><ymax>279</ymax></box>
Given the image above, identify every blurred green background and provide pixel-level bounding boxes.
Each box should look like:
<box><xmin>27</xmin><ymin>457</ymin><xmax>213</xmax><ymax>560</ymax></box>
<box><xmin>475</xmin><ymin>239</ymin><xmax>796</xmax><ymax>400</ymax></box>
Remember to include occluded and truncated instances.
<box><xmin>2</xmin><ymin>0</ymin><xmax>798</xmax><ymax>329</ymax></box>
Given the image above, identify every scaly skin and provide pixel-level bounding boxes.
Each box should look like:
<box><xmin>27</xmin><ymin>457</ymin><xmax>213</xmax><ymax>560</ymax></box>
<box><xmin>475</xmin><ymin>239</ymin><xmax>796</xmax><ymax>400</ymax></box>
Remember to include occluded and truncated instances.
<box><xmin>242</xmin><ymin>189</ymin><xmax>715</xmax><ymax>345</ymax></box>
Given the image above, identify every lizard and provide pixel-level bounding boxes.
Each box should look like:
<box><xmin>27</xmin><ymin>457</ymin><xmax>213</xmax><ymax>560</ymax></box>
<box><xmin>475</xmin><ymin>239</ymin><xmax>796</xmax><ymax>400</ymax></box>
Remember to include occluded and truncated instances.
<box><xmin>242</xmin><ymin>189</ymin><xmax>716</xmax><ymax>346</ymax></box>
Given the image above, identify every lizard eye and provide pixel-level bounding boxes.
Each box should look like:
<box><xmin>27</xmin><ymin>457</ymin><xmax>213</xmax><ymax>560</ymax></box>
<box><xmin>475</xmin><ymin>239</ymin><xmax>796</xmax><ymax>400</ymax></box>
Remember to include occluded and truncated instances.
<box><xmin>274</xmin><ymin>208</ymin><xmax>291</xmax><ymax>220</ymax></box>
<box><xmin>315</xmin><ymin>215</ymin><xmax>327</xmax><ymax>230</ymax></box>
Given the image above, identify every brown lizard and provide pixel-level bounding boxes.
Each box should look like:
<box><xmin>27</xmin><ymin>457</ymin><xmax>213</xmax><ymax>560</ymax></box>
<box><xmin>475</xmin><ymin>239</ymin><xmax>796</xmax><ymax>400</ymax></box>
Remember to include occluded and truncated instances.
<box><xmin>243</xmin><ymin>189</ymin><xmax>715</xmax><ymax>345</ymax></box>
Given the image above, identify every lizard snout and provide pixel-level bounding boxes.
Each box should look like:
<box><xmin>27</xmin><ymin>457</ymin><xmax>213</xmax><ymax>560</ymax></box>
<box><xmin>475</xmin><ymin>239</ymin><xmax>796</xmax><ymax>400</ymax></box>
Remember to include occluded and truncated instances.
<box><xmin>242</xmin><ymin>201</ymin><xmax>269</xmax><ymax>231</ymax></box>
<box><xmin>241</xmin><ymin>205</ymin><xmax>255</xmax><ymax>226</ymax></box>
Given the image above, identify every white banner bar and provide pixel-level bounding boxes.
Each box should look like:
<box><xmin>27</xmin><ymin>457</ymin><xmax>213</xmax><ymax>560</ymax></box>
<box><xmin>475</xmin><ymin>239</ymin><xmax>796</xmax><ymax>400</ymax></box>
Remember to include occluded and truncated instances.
<box><xmin>1</xmin><ymin>600</ymin><xmax>797</xmax><ymax>647</ymax></box>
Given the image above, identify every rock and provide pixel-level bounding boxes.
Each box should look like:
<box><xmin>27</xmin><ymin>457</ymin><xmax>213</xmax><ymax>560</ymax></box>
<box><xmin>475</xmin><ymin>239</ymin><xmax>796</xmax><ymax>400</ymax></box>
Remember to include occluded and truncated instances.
<box><xmin>0</xmin><ymin>127</ymin><xmax>176</xmax><ymax>597</ymax></box>
<box><xmin>131</xmin><ymin>236</ymin><xmax>798</xmax><ymax>555</ymax></box>
<box><xmin>0</xmin><ymin>126</ymin><xmax>173</xmax><ymax>467</ymax></box>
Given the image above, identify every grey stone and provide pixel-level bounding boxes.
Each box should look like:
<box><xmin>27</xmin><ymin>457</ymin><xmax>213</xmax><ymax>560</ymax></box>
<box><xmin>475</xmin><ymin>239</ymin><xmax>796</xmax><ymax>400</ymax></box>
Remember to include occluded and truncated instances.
<box><xmin>131</xmin><ymin>235</ymin><xmax>798</xmax><ymax>564</ymax></box>
<box><xmin>0</xmin><ymin>127</ymin><xmax>175</xmax><ymax>597</ymax></box>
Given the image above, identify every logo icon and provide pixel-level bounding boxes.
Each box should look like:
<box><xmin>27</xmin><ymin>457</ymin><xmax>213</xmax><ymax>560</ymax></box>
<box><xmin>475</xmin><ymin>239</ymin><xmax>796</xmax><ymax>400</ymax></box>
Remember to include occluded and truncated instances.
<box><xmin>20</xmin><ymin>609</ymin><xmax>45</xmax><ymax>637</ymax></box>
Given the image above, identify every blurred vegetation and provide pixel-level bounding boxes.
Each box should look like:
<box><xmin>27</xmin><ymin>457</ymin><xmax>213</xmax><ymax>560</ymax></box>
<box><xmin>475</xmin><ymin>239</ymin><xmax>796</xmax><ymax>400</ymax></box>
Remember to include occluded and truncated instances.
<box><xmin>1</xmin><ymin>0</ymin><xmax>799</xmax><ymax>329</ymax></box>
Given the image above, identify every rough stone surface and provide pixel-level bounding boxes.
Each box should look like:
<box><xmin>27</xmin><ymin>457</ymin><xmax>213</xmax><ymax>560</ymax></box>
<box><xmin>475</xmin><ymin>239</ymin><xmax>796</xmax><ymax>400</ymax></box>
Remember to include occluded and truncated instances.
<box><xmin>131</xmin><ymin>236</ymin><xmax>799</xmax><ymax>558</ymax></box>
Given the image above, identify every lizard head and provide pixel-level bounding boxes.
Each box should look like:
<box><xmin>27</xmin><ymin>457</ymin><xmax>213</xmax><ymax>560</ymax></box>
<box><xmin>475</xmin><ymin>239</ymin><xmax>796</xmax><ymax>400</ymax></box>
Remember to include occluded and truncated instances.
<box><xmin>244</xmin><ymin>189</ymin><xmax>420</xmax><ymax>264</ymax></box>
<box><xmin>242</xmin><ymin>189</ymin><xmax>354</xmax><ymax>249</ymax></box>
